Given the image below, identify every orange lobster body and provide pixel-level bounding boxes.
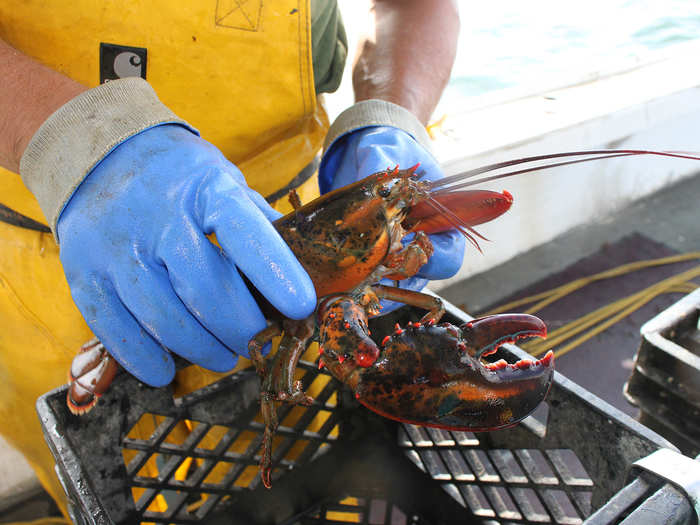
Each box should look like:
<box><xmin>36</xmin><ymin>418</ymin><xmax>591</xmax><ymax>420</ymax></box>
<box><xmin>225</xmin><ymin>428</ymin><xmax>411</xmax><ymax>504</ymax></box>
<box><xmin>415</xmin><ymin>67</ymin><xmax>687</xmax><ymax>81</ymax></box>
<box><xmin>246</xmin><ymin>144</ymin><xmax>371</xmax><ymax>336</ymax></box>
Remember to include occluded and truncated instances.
<box><xmin>273</xmin><ymin>177</ymin><xmax>396</xmax><ymax>297</ymax></box>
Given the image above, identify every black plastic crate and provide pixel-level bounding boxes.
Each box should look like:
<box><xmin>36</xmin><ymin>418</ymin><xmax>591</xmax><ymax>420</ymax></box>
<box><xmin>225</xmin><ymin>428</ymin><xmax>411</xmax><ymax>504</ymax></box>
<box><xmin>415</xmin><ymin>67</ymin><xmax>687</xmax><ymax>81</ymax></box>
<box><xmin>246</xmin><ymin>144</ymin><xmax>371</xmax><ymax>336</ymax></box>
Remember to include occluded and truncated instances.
<box><xmin>625</xmin><ymin>288</ymin><xmax>700</xmax><ymax>457</ymax></box>
<box><xmin>37</xmin><ymin>298</ymin><xmax>685</xmax><ymax>524</ymax></box>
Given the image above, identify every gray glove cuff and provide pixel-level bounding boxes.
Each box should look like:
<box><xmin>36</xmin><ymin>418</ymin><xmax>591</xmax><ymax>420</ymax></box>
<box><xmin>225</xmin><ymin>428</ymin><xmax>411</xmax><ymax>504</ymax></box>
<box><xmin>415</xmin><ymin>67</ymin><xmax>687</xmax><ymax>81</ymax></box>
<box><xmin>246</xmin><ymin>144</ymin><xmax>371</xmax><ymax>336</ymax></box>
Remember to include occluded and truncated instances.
<box><xmin>323</xmin><ymin>99</ymin><xmax>433</xmax><ymax>154</ymax></box>
<box><xmin>19</xmin><ymin>77</ymin><xmax>195</xmax><ymax>239</ymax></box>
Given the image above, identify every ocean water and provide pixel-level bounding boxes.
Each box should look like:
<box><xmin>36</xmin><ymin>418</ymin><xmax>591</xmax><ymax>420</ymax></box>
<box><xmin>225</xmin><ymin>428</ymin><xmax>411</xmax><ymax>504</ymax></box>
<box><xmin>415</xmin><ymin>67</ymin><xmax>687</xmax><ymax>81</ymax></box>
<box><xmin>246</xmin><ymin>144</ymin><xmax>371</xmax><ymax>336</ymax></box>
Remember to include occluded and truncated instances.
<box><xmin>438</xmin><ymin>0</ymin><xmax>700</xmax><ymax>108</ymax></box>
<box><xmin>330</xmin><ymin>1</ymin><xmax>700</xmax><ymax>119</ymax></box>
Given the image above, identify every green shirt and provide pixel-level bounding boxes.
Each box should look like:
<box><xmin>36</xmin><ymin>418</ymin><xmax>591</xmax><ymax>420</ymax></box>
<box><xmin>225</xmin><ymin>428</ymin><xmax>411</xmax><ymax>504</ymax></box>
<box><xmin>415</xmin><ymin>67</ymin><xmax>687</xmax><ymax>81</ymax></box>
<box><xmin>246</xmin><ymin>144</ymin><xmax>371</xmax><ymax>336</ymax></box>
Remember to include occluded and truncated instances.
<box><xmin>311</xmin><ymin>0</ymin><xmax>347</xmax><ymax>94</ymax></box>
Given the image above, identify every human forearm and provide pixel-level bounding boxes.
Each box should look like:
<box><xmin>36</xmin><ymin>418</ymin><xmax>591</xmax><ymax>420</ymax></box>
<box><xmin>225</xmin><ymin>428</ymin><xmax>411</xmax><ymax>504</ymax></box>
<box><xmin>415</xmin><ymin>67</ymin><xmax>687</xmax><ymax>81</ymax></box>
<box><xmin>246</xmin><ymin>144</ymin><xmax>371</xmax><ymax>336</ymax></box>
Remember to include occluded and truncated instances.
<box><xmin>352</xmin><ymin>0</ymin><xmax>459</xmax><ymax>125</ymax></box>
<box><xmin>0</xmin><ymin>38</ymin><xmax>86</xmax><ymax>173</ymax></box>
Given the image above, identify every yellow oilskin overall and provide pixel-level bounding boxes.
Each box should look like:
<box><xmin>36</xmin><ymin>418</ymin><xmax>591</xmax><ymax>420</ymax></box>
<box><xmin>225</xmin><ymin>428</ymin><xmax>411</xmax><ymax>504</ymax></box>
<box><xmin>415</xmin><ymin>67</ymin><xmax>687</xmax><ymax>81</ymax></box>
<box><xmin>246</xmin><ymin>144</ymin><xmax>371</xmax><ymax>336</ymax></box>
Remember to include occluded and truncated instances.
<box><xmin>0</xmin><ymin>1</ymin><xmax>330</xmax><ymax>518</ymax></box>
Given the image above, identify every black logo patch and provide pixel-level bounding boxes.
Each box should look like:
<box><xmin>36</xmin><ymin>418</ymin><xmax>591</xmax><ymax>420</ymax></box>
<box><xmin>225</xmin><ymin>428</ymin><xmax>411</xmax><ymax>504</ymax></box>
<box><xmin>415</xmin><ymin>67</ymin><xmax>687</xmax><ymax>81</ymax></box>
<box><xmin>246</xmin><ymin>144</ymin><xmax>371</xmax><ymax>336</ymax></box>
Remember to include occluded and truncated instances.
<box><xmin>100</xmin><ymin>43</ymin><xmax>147</xmax><ymax>84</ymax></box>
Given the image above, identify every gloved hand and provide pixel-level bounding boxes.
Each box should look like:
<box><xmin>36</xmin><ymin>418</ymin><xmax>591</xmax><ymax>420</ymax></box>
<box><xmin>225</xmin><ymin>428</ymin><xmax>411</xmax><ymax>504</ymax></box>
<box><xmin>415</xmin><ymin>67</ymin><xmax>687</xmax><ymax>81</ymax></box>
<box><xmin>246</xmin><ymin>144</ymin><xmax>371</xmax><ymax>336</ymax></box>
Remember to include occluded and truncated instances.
<box><xmin>57</xmin><ymin>124</ymin><xmax>316</xmax><ymax>387</ymax></box>
<box><xmin>319</xmin><ymin>125</ymin><xmax>466</xmax><ymax>299</ymax></box>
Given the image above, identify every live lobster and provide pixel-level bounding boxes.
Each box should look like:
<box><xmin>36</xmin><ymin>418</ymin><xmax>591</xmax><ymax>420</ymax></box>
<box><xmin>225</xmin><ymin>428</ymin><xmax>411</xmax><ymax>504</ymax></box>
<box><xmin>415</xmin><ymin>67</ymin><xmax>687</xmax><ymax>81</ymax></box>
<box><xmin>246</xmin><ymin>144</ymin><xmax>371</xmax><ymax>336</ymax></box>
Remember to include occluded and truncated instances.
<box><xmin>66</xmin><ymin>149</ymin><xmax>699</xmax><ymax>488</ymax></box>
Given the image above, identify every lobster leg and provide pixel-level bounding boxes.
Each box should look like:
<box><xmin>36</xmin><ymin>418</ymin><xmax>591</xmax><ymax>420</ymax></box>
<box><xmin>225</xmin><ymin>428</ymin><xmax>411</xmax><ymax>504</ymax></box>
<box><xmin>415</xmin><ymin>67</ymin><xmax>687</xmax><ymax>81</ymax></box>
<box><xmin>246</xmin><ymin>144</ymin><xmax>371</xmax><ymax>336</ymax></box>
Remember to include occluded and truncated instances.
<box><xmin>251</xmin><ymin>317</ymin><xmax>315</xmax><ymax>488</ymax></box>
<box><xmin>372</xmin><ymin>284</ymin><xmax>445</xmax><ymax>323</ymax></box>
<box><xmin>287</xmin><ymin>188</ymin><xmax>303</xmax><ymax>210</ymax></box>
<box><xmin>382</xmin><ymin>231</ymin><xmax>434</xmax><ymax>281</ymax></box>
<box><xmin>270</xmin><ymin>318</ymin><xmax>315</xmax><ymax>402</ymax></box>
<box><xmin>258</xmin><ymin>390</ymin><xmax>279</xmax><ymax>489</ymax></box>
<box><xmin>248</xmin><ymin>323</ymin><xmax>283</xmax><ymax>377</ymax></box>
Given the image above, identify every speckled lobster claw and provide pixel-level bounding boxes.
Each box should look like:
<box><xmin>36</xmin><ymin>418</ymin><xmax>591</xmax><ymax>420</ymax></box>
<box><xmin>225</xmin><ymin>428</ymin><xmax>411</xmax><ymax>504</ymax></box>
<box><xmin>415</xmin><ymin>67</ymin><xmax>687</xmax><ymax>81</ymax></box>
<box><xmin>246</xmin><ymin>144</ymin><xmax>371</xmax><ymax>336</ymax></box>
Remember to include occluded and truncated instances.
<box><xmin>352</xmin><ymin>314</ymin><xmax>553</xmax><ymax>431</ymax></box>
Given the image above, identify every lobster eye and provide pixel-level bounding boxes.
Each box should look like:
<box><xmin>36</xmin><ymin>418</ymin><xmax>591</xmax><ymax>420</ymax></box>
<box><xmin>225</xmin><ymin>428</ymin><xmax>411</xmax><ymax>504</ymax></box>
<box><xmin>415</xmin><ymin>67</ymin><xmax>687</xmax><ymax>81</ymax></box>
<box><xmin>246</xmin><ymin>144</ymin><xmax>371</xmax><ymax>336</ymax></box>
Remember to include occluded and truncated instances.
<box><xmin>377</xmin><ymin>185</ymin><xmax>391</xmax><ymax>198</ymax></box>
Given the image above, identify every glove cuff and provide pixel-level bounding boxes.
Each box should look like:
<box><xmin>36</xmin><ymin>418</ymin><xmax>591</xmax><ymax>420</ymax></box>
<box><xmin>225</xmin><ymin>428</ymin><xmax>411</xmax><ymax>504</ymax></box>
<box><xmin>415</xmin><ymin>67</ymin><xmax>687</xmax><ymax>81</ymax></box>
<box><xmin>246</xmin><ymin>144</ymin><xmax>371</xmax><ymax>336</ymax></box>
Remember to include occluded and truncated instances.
<box><xmin>19</xmin><ymin>77</ymin><xmax>196</xmax><ymax>238</ymax></box>
<box><xmin>323</xmin><ymin>99</ymin><xmax>433</xmax><ymax>155</ymax></box>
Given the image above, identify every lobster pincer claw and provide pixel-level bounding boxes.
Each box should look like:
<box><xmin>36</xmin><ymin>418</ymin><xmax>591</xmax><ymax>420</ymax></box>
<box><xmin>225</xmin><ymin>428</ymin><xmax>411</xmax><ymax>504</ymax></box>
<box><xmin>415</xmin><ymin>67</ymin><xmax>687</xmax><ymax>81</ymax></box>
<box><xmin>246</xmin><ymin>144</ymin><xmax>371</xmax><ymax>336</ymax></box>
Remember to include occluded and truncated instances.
<box><xmin>317</xmin><ymin>295</ymin><xmax>380</xmax><ymax>370</ymax></box>
<box><xmin>461</xmin><ymin>314</ymin><xmax>548</xmax><ymax>359</ymax></box>
<box><xmin>352</xmin><ymin>313</ymin><xmax>554</xmax><ymax>432</ymax></box>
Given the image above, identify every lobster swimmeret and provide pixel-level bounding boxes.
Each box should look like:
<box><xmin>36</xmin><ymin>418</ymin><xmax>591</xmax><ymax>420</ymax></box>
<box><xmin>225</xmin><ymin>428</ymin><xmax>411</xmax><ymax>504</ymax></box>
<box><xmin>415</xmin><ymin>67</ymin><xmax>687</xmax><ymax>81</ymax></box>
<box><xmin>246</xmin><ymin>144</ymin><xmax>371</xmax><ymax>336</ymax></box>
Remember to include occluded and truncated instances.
<box><xmin>67</xmin><ymin>149</ymin><xmax>700</xmax><ymax>488</ymax></box>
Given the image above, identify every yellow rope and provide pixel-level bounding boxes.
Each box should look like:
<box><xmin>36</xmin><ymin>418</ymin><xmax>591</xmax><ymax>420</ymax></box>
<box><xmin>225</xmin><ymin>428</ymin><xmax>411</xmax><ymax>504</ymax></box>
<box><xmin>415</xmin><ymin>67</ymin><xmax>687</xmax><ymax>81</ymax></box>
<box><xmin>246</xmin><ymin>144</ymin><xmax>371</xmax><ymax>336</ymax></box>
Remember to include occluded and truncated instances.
<box><xmin>480</xmin><ymin>252</ymin><xmax>700</xmax><ymax>360</ymax></box>
<box><xmin>483</xmin><ymin>252</ymin><xmax>700</xmax><ymax>315</ymax></box>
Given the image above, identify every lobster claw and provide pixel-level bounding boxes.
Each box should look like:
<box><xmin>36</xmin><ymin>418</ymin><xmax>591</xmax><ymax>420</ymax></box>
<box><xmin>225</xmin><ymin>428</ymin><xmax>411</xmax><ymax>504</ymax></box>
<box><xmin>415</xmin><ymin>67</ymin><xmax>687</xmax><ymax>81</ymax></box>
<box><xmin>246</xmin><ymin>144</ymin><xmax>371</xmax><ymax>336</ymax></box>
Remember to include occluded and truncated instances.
<box><xmin>404</xmin><ymin>189</ymin><xmax>513</xmax><ymax>234</ymax></box>
<box><xmin>353</xmin><ymin>314</ymin><xmax>553</xmax><ymax>431</ymax></box>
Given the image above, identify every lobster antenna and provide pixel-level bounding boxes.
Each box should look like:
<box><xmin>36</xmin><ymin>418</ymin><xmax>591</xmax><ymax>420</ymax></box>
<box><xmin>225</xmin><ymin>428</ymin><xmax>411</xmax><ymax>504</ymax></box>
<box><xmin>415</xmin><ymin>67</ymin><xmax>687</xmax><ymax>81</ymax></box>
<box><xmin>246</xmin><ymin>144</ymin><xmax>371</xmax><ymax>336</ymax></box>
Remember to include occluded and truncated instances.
<box><xmin>432</xmin><ymin>153</ymin><xmax>636</xmax><ymax>194</ymax></box>
<box><xmin>429</xmin><ymin>149</ymin><xmax>700</xmax><ymax>192</ymax></box>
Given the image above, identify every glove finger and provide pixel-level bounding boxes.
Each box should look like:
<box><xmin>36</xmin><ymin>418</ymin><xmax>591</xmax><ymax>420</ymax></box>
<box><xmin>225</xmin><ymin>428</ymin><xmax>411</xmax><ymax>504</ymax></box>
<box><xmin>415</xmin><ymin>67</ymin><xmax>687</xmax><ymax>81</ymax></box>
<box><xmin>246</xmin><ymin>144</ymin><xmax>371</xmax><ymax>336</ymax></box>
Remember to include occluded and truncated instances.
<box><xmin>158</xmin><ymin>224</ymin><xmax>269</xmax><ymax>358</ymax></box>
<box><xmin>416</xmin><ymin>230</ymin><xmax>466</xmax><ymax>280</ymax></box>
<box><xmin>214</xmin><ymin>159</ymin><xmax>283</xmax><ymax>222</ymax></box>
<box><xmin>112</xmin><ymin>262</ymin><xmax>239</xmax><ymax>373</ymax></box>
<box><xmin>200</xmin><ymin>178</ymin><xmax>316</xmax><ymax>320</ymax></box>
<box><xmin>245</xmin><ymin>187</ymin><xmax>283</xmax><ymax>222</ymax></box>
<box><xmin>69</xmin><ymin>276</ymin><xmax>176</xmax><ymax>387</ymax></box>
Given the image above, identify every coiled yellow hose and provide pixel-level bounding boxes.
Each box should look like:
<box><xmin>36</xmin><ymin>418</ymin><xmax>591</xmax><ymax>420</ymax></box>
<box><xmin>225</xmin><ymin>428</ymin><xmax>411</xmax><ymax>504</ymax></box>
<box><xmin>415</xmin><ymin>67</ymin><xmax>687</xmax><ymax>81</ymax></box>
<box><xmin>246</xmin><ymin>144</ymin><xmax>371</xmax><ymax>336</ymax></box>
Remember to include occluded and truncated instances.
<box><xmin>481</xmin><ymin>252</ymin><xmax>700</xmax><ymax>359</ymax></box>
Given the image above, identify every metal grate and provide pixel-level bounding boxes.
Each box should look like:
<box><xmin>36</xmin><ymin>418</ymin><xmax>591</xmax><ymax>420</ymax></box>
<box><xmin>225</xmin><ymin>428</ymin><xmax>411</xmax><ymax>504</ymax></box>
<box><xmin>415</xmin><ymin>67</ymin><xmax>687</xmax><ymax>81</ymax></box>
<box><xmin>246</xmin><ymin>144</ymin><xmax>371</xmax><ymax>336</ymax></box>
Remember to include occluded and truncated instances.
<box><xmin>398</xmin><ymin>423</ymin><xmax>594</xmax><ymax>524</ymax></box>
<box><xmin>118</xmin><ymin>347</ymin><xmax>342</xmax><ymax>523</ymax></box>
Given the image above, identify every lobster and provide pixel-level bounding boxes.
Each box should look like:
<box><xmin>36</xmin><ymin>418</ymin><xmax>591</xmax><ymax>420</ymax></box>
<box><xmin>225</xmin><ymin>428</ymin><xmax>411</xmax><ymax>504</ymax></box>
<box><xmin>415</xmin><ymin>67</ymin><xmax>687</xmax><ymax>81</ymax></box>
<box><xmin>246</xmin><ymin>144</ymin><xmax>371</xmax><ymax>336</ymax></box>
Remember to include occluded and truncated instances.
<box><xmin>66</xmin><ymin>149</ymin><xmax>700</xmax><ymax>488</ymax></box>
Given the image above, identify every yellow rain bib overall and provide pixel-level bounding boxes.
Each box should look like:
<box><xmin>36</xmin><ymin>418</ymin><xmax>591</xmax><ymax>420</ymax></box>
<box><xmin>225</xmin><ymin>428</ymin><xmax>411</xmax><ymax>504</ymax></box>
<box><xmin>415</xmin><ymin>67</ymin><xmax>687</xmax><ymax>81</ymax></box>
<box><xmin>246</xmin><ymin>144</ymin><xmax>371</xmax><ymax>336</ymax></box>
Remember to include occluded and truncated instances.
<box><xmin>0</xmin><ymin>0</ymin><xmax>335</xmax><ymax>516</ymax></box>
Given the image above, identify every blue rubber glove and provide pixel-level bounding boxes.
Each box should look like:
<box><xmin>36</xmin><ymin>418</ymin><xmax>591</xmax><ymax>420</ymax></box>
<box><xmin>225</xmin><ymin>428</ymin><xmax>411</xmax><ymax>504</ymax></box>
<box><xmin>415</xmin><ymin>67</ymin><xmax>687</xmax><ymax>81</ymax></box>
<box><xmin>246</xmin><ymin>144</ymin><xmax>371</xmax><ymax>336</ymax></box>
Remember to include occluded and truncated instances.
<box><xmin>57</xmin><ymin>124</ymin><xmax>316</xmax><ymax>387</ymax></box>
<box><xmin>319</xmin><ymin>126</ymin><xmax>466</xmax><ymax>298</ymax></box>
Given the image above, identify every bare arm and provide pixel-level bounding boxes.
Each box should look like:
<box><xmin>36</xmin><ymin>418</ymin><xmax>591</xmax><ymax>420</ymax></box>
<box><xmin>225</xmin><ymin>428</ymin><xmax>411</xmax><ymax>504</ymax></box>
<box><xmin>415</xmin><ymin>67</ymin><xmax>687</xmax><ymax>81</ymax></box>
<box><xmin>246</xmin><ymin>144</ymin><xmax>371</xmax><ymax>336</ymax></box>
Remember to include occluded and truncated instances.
<box><xmin>352</xmin><ymin>0</ymin><xmax>460</xmax><ymax>125</ymax></box>
<box><xmin>0</xmin><ymin>38</ymin><xmax>86</xmax><ymax>173</ymax></box>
